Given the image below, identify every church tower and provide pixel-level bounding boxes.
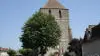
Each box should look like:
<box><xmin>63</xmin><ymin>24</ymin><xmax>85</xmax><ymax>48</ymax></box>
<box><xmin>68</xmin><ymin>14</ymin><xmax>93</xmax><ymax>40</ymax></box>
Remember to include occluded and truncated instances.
<box><xmin>40</xmin><ymin>0</ymin><xmax>72</xmax><ymax>55</ymax></box>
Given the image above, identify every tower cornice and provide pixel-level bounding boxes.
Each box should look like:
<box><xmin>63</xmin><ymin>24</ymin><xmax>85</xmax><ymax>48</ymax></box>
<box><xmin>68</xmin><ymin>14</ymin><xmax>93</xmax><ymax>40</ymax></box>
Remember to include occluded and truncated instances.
<box><xmin>40</xmin><ymin>8</ymin><xmax>68</xmax><ymax>10</ymax></box>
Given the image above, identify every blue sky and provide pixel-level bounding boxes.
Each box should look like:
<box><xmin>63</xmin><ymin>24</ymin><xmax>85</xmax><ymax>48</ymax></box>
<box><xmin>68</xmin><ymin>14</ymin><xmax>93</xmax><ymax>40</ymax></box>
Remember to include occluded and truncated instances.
<box><xmin>0</xmin><ymin>0</ymin><xmax>100</xmax><ymax>50</ymax></box>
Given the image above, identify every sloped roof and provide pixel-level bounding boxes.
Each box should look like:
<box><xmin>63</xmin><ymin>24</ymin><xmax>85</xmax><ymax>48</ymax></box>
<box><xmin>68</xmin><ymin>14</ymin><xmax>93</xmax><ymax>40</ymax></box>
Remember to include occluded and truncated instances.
<box><xmin>91</xmin><ymin>24</ymin><xmax>100</xmax><ymax>38</ymax></box>
<box><xmin>83</xmin><ymin>24</ymin><xmax>100</xmax><ymax>44</ymax></box>
<box><xmin>43</xmin><ymin>0</ymin><xmax>65</xmax><ymax>9</ymax></box>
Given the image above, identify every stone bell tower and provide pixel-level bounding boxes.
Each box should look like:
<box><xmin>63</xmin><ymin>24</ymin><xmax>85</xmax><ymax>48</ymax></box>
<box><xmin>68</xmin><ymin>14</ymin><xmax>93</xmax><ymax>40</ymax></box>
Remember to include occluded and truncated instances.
<box><xmin>40</xmin><ymin>0</ymin><xmax>72</xmax><ymax>55</ymax></box>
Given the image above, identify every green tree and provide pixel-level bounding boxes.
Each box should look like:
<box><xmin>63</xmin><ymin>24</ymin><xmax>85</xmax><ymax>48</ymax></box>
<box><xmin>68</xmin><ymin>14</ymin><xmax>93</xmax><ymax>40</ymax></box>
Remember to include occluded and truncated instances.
<box><xmin>68</xmin><ymin>38</ymin><xmax>82</xmax><ymax>56</ymax></box>
<box><xmin>20</xmin><ymin>12</ymin><xmax>61</xmax><ymax>56</ymax></box>
<box><xmin>63</xmin><ymin>52</ymin><xmax>70</xmax><ymax>56</ymax></box>
<box><xmin>7</xmin><ymin>49</ymin><xmax>16</xmax><ymax>56</ymax></box>
<box><xmin>19</xmin><ymin>48</ymin><xmax>33</xmax><ymax>56</ymax></box>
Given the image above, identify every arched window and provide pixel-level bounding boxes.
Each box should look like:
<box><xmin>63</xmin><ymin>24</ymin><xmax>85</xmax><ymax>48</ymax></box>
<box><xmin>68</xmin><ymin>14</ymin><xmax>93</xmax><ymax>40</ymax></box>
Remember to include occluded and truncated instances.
<box><xmin>49</xmin><ymin>9</ymin><xmax>51</xmax><ymax>15</ymax></box>
<box><xmin>59</xmin><ymin>10</ymin><xmax>62</xmax><ymax>18</ymax></box>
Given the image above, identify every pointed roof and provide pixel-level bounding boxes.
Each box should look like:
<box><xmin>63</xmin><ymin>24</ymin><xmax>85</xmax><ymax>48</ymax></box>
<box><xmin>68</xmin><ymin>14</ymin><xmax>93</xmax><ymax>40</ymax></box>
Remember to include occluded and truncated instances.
<box><xmin>43</xmin><ymin>0</ymin><xmax>65</xmax><ymax>9</ymax></box>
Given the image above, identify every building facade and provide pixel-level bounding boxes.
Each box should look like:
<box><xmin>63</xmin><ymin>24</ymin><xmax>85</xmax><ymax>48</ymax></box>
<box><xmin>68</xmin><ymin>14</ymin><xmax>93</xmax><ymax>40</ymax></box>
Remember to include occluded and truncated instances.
<box><xmin>82</xmin><ymin>39</ymin><xmax>100</xmax><ymax>56</ymax></box>
<box><xmin>82</xmin><ymin>24</ymin><xmax>100</xmax><ymax>56</ymax></box>
<box><xmin>40</xmin><ymin>0</ymin><xmax>72</xmax><ymax>56</ymax></box>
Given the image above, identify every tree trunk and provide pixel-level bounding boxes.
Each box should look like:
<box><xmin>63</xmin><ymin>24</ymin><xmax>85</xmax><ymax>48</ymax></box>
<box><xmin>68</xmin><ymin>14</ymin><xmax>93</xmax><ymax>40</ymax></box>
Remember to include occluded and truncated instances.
<box><xmin>40</xmin><ymin>46</ymin><xmax>44</xmax><ymax>56</ymax></box>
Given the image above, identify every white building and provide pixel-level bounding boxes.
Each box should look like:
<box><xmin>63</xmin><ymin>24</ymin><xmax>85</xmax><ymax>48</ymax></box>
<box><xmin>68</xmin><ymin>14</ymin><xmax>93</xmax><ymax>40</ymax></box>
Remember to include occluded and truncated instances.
<box><xmin>0</xmin><ymin>52</ymin><xmax>9</xmax><ymax>56</ymax></box>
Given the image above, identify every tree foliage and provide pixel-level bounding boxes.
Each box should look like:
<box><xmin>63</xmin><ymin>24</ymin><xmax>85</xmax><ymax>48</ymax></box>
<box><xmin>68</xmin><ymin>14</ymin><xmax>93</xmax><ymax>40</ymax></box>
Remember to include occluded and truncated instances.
<box><xmin>19</xmin><ymin>48</ymin><xmax>33</xmax><ymax>56</ymax></box>
<box><xmin>63</xmin><ymin>52</ymin><xmax>70</xmax><ymax>56</ymax></box>
<box><xmin>68</xmin><ymin>38</ymin><xmax>82</xmax><ymax>56</ymax></box>
<box><xmin>20</xmin><ymin>12</ymin><xmax>61</xmax><ymax>56</ymax></box>
<box><xmin>7</xmin><ymin>49</ymin><xmax>16</xmax><ymax>56</ymax></box>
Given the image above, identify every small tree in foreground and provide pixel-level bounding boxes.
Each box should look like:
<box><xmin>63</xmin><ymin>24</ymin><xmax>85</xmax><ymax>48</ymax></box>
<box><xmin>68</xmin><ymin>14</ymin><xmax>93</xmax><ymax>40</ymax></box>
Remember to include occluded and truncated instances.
<box><xmin>19</xmin><ymin>48</ymin><xmax>33</xmax><ymax>56</ymax></box>
<box><xmin>7</xmin><ymin>49</ymin><xmax>16</xmax><ymax>56</ymax></box>
<box><xmin>64</xmin><ymin>52</ymin><xmax>70</xmax><ymax>56</ymax></box>
<box><xmin>20</xmin><ymin>12</ymin><xmax>61</xmax><ymax>56</ymax></box>
<box><xmin>68</xmin><ymin>38</ymin><xmax>82</xmax><ymax>56</ymax></box>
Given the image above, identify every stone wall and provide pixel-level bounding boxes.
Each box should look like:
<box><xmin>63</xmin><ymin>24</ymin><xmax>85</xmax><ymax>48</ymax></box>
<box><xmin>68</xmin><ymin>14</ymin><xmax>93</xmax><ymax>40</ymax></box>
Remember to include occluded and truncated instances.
<box><xmin>82</xmin><ymin>39</ymin><xmax>100</xmax><ymax>56</ymax></box>
<box><xmin>40</xmin><ymin>8</ymin><xmax>72</xmax><ymax>55</ymax></box>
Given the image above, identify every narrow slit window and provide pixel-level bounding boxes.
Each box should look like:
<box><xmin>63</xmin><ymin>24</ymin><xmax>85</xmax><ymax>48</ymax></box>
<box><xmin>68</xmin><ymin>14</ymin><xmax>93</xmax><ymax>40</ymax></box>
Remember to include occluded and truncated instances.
<box><xmin>59</xmin><ymin>10</ymin><xmax>62</xmax><ymax>18</ymax></box>
<box><xmin>49</xmin><ymin>9</ymin><xmax>51</xmax><ymax>15</ymax></box>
